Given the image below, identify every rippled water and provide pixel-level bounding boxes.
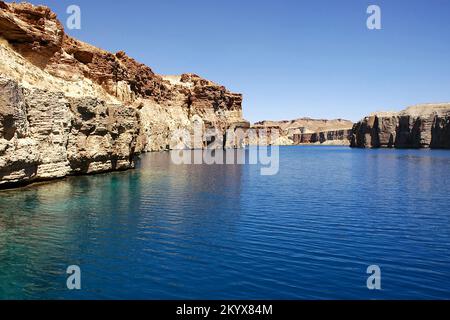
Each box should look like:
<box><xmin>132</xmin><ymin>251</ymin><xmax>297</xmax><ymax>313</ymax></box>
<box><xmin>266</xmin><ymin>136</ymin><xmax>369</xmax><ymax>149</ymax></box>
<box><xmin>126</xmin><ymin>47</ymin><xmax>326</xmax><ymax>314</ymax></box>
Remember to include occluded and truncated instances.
<box><xmin>0</xmin><ymin>147</ymin><xmax>450</xmax><ymax>300</ymax></box>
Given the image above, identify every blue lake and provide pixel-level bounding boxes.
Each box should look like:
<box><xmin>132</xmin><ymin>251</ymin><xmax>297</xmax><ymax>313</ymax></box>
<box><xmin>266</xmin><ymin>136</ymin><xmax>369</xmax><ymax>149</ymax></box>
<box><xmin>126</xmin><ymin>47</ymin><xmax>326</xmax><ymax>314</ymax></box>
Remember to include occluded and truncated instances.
<box><xmin>0</xmin><ymin>146</ymin><xmax>450</xmax><ymax>299</ymax></box>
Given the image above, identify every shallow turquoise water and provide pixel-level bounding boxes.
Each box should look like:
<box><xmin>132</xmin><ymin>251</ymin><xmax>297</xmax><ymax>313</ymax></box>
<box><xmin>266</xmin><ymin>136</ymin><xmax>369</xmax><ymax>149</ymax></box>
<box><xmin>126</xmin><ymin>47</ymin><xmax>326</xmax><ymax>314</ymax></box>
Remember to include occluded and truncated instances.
<box><xmin>0</xmin><ymin>146</ymin><xmax>450</xmax><ymax>299</ymax></box>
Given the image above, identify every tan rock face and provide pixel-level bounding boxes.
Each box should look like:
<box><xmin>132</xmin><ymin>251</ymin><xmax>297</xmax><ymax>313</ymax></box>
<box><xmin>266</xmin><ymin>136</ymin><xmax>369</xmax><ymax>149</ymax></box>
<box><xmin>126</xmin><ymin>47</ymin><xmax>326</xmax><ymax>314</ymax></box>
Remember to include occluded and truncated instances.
<box><xmin>0</xmin><ymin>1</ymin><xmax>248</xmax><ymax>187</ymax></box>
<box><xmin>293</xmin><ymin>129</ymin><xmax>353</xmax><ymax>145</ymax></box>
<box><xmin>66</xmin><ymin>97</ymin><xmax>141</xmax><ymax>174</ymax></box>
<box><xmin>249</xmin><ymin>118</ymin><xmax>354</xmax><ymax>146</ymax></box>
<box><xmin>351</xmin><ymin>104</ymin><xmax>450</xmax><ymax>149</ymax></box>
<box><xmin>0</xmin><ymin>76</ymin><xmax>141</xmax><ymax>187</ymax></box>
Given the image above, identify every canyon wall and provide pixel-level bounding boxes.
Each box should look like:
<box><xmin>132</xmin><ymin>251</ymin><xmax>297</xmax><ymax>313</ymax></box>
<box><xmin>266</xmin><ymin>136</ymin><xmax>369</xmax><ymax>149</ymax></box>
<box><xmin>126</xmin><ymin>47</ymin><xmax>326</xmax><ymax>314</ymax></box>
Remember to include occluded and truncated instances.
<box><xmin>249</xmin><ymin>118</ymin><xmax>353</xmax><ymax>146</ymax></box>
<box><xmin>0</xmin><ymin>1</ymin><xmax>248</xmax><ymax>187</ymax></box>
<box><xmin>351</xmin><ymin>104</ymin><xmax>450</xmax><ymax>149</ymax></box>
<box><xmin>293</xmin><ymin>129</ymin><xmax>353</xmax><ymax>145</ymax></box>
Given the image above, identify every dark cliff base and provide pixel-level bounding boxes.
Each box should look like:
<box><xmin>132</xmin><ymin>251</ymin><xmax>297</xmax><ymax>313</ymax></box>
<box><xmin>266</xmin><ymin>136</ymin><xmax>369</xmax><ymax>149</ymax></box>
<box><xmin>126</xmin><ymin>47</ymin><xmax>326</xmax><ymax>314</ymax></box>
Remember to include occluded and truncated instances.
<box><xmin>0</xmin><ymin>159</ymin><xmax>138</xmax><ymax>191</ymax></box>
<box><xmin>350</xmin><ymin>105</ymin><xmax>450</xmax><ymax>149</ymax></box>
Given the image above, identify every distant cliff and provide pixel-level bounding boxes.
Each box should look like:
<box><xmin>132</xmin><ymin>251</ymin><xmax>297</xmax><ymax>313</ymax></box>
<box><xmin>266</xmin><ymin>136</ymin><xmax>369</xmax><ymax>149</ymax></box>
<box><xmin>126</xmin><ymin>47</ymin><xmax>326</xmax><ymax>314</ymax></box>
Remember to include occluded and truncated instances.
<box><xmin>351</xmin><ymin>104</ymin><xmax>450</xmax><ymax>149</ymax></box>
<box><xmin>249</xmin><ymin>118</ymin><xmax>353</xmax><ymax>146</ymax></box>
<box><xmin>0</xmin><ymin>1</ymin><xmax>248</xmax><ymax>187</ymax></box>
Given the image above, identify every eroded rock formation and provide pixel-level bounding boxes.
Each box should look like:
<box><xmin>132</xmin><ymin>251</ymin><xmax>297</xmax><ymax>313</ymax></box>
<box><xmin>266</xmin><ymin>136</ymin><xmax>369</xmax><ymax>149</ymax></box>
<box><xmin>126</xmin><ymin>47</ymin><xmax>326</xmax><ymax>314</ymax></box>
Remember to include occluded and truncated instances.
<box><xmin>351</xmin><ymin>104</ymin><xmax>450</xmax><ymax>149</ymax></box>
<box><xmin>293</xmin><ymin>129</ymin><xmax>353</xmax><ymax>145</ymax></box>
<box><xmin>249</xmin><ymin>118</ymin><xmax>353</xmax><ymax>146</ymax></box>
<box><xmin>0</xmin><ymin>1</ymin><xmax>248</xmax><ymax>187</ymax></box>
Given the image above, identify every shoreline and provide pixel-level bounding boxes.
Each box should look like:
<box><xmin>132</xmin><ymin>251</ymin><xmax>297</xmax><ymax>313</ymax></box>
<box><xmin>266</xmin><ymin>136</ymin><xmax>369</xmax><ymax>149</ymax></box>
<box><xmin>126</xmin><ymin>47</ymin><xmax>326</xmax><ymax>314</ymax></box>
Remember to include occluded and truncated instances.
<box><xmin>3</xmin><ymin>145</ymin><xmax>450</xmax><ymax>191</ymax></box>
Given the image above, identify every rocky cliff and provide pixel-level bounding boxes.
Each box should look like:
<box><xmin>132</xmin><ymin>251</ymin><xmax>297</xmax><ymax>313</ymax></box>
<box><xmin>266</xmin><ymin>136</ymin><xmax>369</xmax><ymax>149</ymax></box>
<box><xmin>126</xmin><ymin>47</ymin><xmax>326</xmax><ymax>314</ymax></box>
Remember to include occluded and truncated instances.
<box><xmin>293</xmin><ymin>129</ymin><xmax>353</xmax><ymax>145</ymax></box>
<box><xmin>249</xmin><ymin>118</ymin><xmax>353</xmax><ymax>146</ymax></box>
<box><xmin>351</xmin><ymin>104</ymin><xmax>450</xmax><ymax>149</ymax></box>
<box><xmin>0</xmin><ymin>1</ymin><xmax>248</xmax><ymax>187</ymax></box>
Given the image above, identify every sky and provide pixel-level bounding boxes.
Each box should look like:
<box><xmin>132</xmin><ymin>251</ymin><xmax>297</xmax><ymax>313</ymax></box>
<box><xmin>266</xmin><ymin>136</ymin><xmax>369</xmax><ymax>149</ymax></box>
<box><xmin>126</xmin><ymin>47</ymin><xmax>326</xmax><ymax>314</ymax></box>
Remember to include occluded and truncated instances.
<box><xmin>22</xmin><ymin>0</ymin><xmax>450</xmax><ymax>123</ymax></box>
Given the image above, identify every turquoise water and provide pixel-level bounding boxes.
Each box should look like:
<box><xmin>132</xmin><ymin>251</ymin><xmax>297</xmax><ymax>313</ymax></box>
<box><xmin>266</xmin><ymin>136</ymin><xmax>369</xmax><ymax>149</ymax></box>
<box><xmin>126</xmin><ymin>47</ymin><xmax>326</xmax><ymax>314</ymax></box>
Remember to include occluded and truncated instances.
<box><xmin>0</xmin><ymin>146</ymin><xmax>450</xmax><ymax>300</ymax></box>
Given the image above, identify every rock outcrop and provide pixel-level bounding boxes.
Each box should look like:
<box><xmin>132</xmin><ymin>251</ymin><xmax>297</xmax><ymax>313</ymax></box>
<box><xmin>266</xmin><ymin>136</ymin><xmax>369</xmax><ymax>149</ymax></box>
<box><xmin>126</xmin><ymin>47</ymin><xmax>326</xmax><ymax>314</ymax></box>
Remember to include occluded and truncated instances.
<box><xmin>0</xmin><ymin>77</ymin><xmax>140</xmax><ymax>187</ymax></box>
<box><xmin>249</xmin><ymin>118</ymin><xmax>353</xmax><ymax>146</ymax></box>
<box><xmin>351</xmin><ymin>104</ymin><xmax>450</xmax><ymax>149</ymax></box>
<box><xmin>0</xmin><ymin>1</ymin><xmax>248</xmax><ymax>187</ymax></box>
<box><xmin>293</xmin><ymin>129</ymin><xmax>353</xmax><ymax>145</ymax></box>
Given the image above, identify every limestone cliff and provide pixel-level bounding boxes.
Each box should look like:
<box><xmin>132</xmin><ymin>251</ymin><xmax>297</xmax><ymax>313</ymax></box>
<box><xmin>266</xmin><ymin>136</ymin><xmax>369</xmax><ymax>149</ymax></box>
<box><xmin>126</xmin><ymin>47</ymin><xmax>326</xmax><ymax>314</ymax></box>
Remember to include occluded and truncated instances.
<box><xmin>0</xmin><ymin>1</ymin><xmax>248</xmax><ymax>187</ymax></box>
<box><xmin>351</xmin><ymin>104</ymin><xmax>450</xmax><ymax>149</ymax></box>
<box><xmin>249</xmin><ymin>118</ymin><xmax>353</xmax><ymax>146</ymax></box>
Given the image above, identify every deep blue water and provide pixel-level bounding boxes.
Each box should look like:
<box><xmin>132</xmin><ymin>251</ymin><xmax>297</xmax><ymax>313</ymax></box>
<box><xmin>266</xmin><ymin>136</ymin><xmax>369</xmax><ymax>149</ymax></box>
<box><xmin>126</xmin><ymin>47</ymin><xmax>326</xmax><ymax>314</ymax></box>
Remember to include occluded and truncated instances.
<box><xmin>0</xmin><ymin>146</ymin><xmax>450</xmax><ymax>300</ymax></box>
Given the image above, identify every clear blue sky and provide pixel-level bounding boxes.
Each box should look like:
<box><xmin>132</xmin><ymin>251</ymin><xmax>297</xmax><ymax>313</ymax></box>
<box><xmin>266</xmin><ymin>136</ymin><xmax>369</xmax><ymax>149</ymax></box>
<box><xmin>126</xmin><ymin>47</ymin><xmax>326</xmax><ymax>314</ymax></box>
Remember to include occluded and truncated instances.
<box><xmin>23</xmin><ymin>0</ymin><xmax>450</xmax><ymax>123</ymax></box>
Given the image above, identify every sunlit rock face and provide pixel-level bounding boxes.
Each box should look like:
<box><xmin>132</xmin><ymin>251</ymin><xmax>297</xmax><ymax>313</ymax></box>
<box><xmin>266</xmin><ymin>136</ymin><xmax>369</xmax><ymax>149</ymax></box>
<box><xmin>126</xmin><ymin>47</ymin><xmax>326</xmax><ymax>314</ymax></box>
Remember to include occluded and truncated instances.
<box><xmin>0</xmin><ymin>77</ymin><xmax>141</xmax><ymax>187</ymax></box>
<box><xmin>248</xmin><ymin>118</ymin><xmax>354</xmax><ymax>146</ymax></box>
<box><xmin>351</xmin><ymin>104</ymin><xmax>450</xmax><ymax>149</ymax></box>
<box><xmin>293</xmin><ymin>129</ymin><xmax>353</xmax><ymax>145</ymax></box>
<box><xmin>0</xmin><ymin>1</ymin><xmax>248</xmax><ymax>187</ymax></box>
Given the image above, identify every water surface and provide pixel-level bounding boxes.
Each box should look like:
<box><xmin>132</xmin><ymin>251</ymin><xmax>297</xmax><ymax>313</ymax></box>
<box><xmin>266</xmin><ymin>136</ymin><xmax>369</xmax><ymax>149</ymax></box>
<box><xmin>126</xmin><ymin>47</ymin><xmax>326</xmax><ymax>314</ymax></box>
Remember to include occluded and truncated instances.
<box><xmin>1</xmin><ymin>147</ymin><xmax>450</xmax><ymax>299</ymax></box>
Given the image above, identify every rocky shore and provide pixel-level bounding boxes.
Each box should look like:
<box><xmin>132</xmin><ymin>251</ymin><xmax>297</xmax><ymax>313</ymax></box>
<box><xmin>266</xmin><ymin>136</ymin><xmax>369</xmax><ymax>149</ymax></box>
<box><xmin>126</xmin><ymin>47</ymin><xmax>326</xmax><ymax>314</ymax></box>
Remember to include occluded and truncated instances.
<box><xmin>350</xmin><ymin>104</ymin><xmax>450</xmax><ymax>149</ymax></box>
<box><xmin>0</xmin><ymin>1</ymin><xmax>248</xmax><ymax>187</ymax></box>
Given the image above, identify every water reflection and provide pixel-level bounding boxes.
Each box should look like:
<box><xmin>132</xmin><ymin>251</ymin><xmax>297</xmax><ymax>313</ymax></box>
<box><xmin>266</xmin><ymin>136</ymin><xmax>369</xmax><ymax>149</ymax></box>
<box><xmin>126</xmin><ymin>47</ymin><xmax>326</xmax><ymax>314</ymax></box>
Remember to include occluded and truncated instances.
<box><xmin>0</xmin><ymin>150</ymin><xmax>244</xmax><ymax>299</ymax></box>
<box><xmin>1</xmin><ymin>147</ymin><xmax>450</xmax><ymax>299</ymax></box>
